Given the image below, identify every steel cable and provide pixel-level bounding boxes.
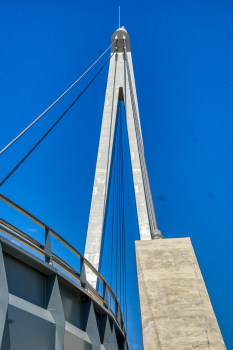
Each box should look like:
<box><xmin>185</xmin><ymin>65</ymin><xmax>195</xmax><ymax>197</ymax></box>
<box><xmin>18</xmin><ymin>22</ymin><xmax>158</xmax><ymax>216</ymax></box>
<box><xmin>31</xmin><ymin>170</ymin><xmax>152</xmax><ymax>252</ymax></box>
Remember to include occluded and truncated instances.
<box><xmin>110</xmin><ymin>102</ymin><xmax>127</xmax><ymax>326</ymax></box>
<box><xmin>120</xmin><ymin>102</ymin><xmax>127</xmax><ymax>328</ymax></box>
<box><xmin>0</xmin><ymin>51</ymin><xmax>116</xmax><ymax>188</ymax></box>
<box><xmin>0</xmin><ymin>40</ymin><xmax>117</xmax><ymax>156</ymax></box>
<box><xmin>123</xmin><ymin>39</ymin><xmax>159</xmax><ymax>236</ymax></box>
<box><xmin>110</xmin><ymin>145</ymin><xmax>116</xmax><ymax>289</ymax></box>
<box><xmin>115</xmin><ymin>111</ymin><xmax>119</xmax><ymax>300</ymax></box>
<box><xmin>98</xmin><ymin>53</ymin><xmax>118</xmax><ymax>284</ymax></box>
<box><xmin>120</xmin><ymin>103</ymin><xmax>126</xmax><ymax>325</ymax></box>
<box><xmin>119</xmin><ymin>104</ymin><xmax>122</xmax><ymax>309</ymax></box>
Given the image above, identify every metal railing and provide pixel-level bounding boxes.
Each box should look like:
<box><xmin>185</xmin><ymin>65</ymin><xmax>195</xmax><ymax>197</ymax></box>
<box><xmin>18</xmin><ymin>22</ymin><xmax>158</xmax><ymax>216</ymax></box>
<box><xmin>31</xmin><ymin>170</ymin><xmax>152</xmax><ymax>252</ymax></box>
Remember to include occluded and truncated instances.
<box><xmin>0</xmin><ymin>193</ymin><xmax>126</xmax><ymax>336</ymax></box>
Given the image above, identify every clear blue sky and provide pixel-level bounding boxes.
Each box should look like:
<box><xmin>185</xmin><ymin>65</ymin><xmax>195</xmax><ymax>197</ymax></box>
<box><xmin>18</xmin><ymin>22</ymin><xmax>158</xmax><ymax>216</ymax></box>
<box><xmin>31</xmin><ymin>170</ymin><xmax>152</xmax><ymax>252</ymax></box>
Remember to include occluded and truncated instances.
<box><xmin>0</xmin><ymin>0</ymin><xmax>233</xmax><ymax>349</ymax></box>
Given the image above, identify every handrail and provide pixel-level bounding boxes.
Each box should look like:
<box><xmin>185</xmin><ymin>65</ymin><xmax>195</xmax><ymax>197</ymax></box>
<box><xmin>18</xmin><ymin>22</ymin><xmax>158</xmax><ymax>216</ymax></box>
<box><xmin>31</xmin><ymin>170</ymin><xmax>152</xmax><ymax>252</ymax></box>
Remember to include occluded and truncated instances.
<box><xmin>0</xmin><ymin>222</ymin><xmax>47</xmax><ymax>258</ymax></box>
<box><xmin>0</xmin><ymin>194</ymin><xmax>120</xmax><ymax>307</ymax></box>
<box><xmin>0</xmin><ymin>218</ymin><xmax>44</xmax><ymax>249</ymax></box>
<box><xmin>0</xmin><ymin>194</ymin><xmax>125</xmax><ymax>334</ymax></box>
<box><xmin>0</xmin><ymin>194</ymin><xmax>46</xmax><ymax>229</ymax></box>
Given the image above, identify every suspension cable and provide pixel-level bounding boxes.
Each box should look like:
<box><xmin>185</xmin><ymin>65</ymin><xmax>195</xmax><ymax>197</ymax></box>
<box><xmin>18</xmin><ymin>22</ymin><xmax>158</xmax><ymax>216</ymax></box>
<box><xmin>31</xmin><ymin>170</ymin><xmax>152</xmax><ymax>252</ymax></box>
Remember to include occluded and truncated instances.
<box><xmin>123</xmin><ymin>39</ymin><xmax>162</xmax><ymax>239</ymax></box>
<box><xmin>100</xmin><ymin>52</ymin><xmax>118</xmax><ymax>277</ymax></box>
<box><xmin>116</xmin><ymin>108</ymin><xmax>119</xmax><ymax>300</ymax></box>
<box><xmin>119</xmin><ymin>102</ymin><xmax>124</xmax><ymax>316</ymax></box>
<box><xmin>119</xmin><ymin>107</ymin><xmax>122</xmax><ymax>308</ymax></box>
<box><xmin>120</xmin><ymin>102</ymin><xmax>127</xmax><ymax>329</ymax></box>
<box><xmin>0</xmin><ymin>51</ymin><xmax>116</xmax><ymax>188</ymax></box>
<box><xmin>0</xmin><ymin>40</ymin><xmax>117</xmax><ymax>156</ymax></box>
<box><xmin>111</xmin><ymin>137</ymin><xmax>116</xmax><ymax>288</ymax></box>
<box><xmin>109</xmin><ymin>101</ymin><xmax>127</xmax><ymax>326</ymax></box>
<box><xmin>110</xmin><ymin>102</ymin><xmax>127</xmax><ymax>325</ymax></box>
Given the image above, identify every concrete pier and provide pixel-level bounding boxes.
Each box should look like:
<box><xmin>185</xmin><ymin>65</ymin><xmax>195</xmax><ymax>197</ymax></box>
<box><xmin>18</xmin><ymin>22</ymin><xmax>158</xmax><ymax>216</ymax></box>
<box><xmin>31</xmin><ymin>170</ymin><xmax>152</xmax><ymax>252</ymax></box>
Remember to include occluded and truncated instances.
<box><xmin>135</xmin><ymin>238</ymin><xmax>226</xmax><ymax>350</ymax></box>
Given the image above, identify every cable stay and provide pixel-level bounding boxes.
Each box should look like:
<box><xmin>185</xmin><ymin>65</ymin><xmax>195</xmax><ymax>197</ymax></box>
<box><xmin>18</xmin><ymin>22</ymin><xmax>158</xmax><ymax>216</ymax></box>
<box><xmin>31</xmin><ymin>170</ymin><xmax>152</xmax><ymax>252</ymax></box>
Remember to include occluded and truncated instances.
<box><xmin>108</xmin><ymin>102</ymin><xmax>127</xmax><ymax>330</ymax></box>
<box><xmin>123</xmin><ymin>39</ymin><xmax>163</xmax><ymax>239</ymax></box>
<box><xmin>0</xmin><ymin>50</ymin><xmax>117</xmax><ymax>188</ymax></box>
<box><xmin>0</xmin><ymin>39</ymin><xmax>117</xmax><ymax>156</ymax></box>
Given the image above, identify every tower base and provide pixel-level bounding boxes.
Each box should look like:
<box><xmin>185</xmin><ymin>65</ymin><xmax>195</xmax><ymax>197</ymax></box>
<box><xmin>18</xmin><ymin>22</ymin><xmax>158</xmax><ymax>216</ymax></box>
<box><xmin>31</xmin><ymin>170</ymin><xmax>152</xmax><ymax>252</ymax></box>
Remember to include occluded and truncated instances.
<box><xmin>135</xmin><ymin>238</ymin><xmax>226</xmax><ymax>350</ymax></box>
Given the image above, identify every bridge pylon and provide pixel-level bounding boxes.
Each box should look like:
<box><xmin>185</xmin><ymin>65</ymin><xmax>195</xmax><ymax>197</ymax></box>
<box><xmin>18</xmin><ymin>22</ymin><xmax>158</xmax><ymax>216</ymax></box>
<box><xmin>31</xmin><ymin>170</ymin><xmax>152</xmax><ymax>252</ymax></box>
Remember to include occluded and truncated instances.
<box><xmin>84</xmin><ymin>27</ymin><xmax>162</xmax><ymax>288</ymax></box>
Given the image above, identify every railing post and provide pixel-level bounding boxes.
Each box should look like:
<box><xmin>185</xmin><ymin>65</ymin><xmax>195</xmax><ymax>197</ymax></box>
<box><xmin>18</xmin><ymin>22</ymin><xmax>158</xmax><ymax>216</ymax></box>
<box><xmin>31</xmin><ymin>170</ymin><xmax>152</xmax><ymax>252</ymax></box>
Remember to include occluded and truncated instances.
<box><xmin>80</xmin><ymin>257</ymin><xmax>87</xmax><ymax>289</ymax></box>
<box><xmin>115</xmin><ymin>302</ymin><xmax>121</xmax><ymax>326</ymax></box>
<box><xmin>103</xmin><ymin>282</ymin><xmax>109</xmax><ymax>308</ymax></box>
<box><xmin>45</xmin><ymin>227</ymin><xmax>53</xmax><ymax>265</ymax></box>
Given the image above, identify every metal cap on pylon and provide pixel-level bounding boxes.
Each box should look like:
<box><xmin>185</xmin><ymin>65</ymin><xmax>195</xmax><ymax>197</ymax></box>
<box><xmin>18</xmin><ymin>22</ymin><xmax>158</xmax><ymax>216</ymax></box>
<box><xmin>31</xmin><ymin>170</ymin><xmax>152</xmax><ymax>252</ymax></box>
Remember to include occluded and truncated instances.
<box><xmin>111</xmin><ymin>27</ymin><xmax>131</xmax><ymax>53</ymax></box>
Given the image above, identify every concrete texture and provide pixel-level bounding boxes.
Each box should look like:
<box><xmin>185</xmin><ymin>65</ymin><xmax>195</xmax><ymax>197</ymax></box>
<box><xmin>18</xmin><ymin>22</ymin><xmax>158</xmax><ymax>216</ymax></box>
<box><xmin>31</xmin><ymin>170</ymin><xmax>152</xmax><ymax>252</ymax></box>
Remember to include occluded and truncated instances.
<box><xmin>135</xmin><ymin>238</ymin><xmax>226</xmax><ymax>350</ymax></box>
<box><xmin>85</xmin><ymin>28</ymin><xmax>151</xmax><ymax>288</ymax></box>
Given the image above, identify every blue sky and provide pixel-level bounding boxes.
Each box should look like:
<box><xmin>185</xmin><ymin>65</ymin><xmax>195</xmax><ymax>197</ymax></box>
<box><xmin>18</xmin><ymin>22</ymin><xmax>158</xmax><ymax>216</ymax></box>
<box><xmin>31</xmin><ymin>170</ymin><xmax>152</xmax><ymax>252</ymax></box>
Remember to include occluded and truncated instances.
<box><xmin>0</xmin><ymin>0</ymin><xmax>233</xmax><ymax>349</ymax></box>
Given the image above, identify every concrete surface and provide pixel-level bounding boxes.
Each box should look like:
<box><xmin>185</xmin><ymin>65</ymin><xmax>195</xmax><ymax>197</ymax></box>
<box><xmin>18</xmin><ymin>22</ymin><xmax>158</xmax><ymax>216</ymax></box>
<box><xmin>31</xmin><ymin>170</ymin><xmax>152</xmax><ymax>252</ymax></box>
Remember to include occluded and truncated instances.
<box><xmin>85</xmin><ymin>28</ymin><xmax>151</xmax><ymax>288</ymax></box>
<box><xmin>135</xmin><ymin>238</ymin><xmax>226</xmax><ymax>350</ymax></box>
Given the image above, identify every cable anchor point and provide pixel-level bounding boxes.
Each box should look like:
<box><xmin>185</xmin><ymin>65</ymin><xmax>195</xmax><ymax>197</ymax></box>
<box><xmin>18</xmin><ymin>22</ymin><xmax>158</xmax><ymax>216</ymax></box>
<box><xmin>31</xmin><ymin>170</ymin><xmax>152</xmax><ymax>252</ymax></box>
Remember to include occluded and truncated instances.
<box><xmin>152</xmin><ymin>229</ymin><xmax>163</xmax><ymax>239</ymax></box>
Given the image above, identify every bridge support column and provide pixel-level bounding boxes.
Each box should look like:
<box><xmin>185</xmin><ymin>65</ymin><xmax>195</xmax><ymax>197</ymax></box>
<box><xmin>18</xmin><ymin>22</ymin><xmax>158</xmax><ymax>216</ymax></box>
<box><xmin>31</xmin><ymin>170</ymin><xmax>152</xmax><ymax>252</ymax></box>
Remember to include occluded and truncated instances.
<box><xmin>85</xmin><ymin>27</ymin><xmax>153</xmax><ymax>288</ymax></box>
<box><xmin>135</xmin><ymin>238</ymin><xmax>226</xmax><ymax>350</ymax></box>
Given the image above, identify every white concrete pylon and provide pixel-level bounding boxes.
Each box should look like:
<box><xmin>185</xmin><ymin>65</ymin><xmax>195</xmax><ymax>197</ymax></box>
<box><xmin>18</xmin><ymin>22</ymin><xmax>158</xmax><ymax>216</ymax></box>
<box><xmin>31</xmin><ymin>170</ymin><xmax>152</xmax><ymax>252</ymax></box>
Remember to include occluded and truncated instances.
<box><xmin>84</xmin><ymin>27</ymin><xmax>160</xmax><ymax>288</ymax></box>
